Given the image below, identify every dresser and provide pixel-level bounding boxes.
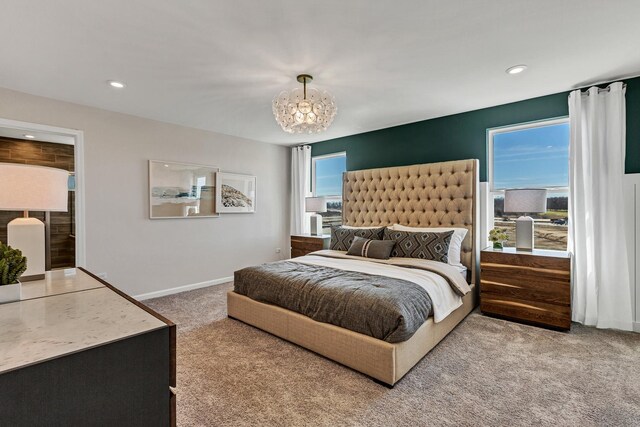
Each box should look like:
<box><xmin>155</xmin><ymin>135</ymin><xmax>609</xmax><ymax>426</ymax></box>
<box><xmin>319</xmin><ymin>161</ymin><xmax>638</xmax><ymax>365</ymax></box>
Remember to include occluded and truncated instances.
<box><xmin>290</xmin><ymin>234</ymin><xmax>331</xmax><ymax>258</ymax></box>
<box><xmin>480</xmin><ymin>247</ymin><xmax>571</xmax><ymax>330</ymax></box>
<box><xmin>0</xmin><ymin>268</ymin><xmax>176</xmax><ymax>426</ymax></box>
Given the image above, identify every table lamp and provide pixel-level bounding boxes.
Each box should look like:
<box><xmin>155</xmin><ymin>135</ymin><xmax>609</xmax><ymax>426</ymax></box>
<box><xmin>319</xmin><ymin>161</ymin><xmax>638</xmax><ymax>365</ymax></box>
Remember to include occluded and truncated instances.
<box><xmin>305</xmin><ymin>196</ymin><xmax>327</xmax><ymax>236</ymax></box>
<box><xmin>0</xmin><ymin>163</ymin><xmax>69</xmax><ymax>281</ymax></box>
<box><xmin>504</xmin><ymin>188</ymin><xmax>547</xmax><ymax>251</ymax></box>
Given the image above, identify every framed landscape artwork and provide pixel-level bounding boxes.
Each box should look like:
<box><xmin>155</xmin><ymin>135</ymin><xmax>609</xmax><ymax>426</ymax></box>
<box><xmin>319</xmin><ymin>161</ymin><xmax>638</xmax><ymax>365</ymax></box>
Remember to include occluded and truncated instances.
<box><xmin>149</xmin><ymin>160</ymin><xmax>220</xmax><ymax>219</ymax></box>
<box><xmin>216</xmin><ymin>172</ymin><xmax>256</xmax><ymax>213</ymax></box>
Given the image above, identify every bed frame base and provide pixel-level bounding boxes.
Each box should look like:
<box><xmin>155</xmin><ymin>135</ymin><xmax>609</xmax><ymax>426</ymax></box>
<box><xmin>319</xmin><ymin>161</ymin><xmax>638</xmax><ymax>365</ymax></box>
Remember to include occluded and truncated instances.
<box><xmin>227</xmin><ymin>285</ymin><xmax>477</xmax><ymax>386</ymax></box>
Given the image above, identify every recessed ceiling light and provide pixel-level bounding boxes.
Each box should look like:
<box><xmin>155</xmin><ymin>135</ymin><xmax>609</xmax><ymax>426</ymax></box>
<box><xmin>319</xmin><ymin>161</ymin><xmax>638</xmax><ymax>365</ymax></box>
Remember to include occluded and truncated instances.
<box><xmin>23</xmin><ymin>134</ymin><xmax>35</xmax><ymax>139</ymax></box>
<box><xmin>108</xmin><ymin>80</ymin><xmax>126</xmax><ymax>89</ymax></box>
<box><xmin>506</xmin><ymin>65</ymin><xmax>527</xmax><ymax>75</ymax></box>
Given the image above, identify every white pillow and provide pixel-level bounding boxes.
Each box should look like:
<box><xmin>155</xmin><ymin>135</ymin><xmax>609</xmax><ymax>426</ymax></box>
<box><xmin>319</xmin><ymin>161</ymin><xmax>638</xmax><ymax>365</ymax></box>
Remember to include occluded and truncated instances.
<box><xmin>390</xmin><ymin>224</ymin><xmax>468</xmax><ymax>267</ymax></box>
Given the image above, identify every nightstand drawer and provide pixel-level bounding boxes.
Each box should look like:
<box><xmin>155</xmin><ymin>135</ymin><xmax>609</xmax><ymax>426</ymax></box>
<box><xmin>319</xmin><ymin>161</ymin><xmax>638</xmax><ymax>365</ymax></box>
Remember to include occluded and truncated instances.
<box><xmin>291</xmin><ymin>238</ymin><xmax>323</xmax><ymax>251</ymax></box>
<box><xmin>480</xmin><ymin>295</ymin><xmax>571</xmax><ymax>330</ymax></box>
<box><xmin>481</xmin><ymin>251</ymin><xmax>570</xmax><ymax>271</ymax></box>
<box><xmin>480</xmin><ymin>247</ymin><xmax>571</xmax><ymax>330</ymax></box>
<box><xmin>481</xmin><ymin>268</ymin><xmax>570</xmax><ymax>305</ymax></box>
<box><xmin>291</xmin><ymin>248</ymin><xmax>309</xmax><ymax>258</ymax></box>
<box><xmin>290</xmin><ymin>235</ymin><xmax>330</xmax><ymax>258</ymax></box>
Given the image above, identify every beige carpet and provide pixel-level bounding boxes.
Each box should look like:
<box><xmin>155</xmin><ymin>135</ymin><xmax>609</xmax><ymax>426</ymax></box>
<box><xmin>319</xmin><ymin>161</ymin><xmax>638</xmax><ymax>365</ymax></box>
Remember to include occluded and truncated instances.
<box><xmin>145</xmin><ymin>283</ymin><xmax>640</xmax><ymax>427</ymax></box>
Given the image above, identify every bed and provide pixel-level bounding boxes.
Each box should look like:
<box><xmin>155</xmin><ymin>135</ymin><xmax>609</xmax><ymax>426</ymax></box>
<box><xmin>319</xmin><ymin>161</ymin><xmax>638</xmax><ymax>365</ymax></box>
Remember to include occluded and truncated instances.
<box><xmin>227</xmin><ymin>159</ymin><xmax>479</xmax><ymax>386</ymax></box>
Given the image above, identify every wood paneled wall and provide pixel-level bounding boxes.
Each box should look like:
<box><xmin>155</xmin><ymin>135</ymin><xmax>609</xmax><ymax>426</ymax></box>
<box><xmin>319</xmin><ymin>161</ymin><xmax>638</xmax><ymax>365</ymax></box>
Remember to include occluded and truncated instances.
<box><xmin>0</xmin><ymin>137</ymin><xmax>75</xmax><ymax>269</ymax></box>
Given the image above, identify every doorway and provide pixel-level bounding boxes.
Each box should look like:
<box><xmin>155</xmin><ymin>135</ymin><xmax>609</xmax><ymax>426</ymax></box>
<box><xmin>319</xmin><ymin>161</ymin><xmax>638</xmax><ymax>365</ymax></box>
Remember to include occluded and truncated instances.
<box><xmin>0</xmin><ymin>118</ymin><xmax>85</xmax><ymax>268</ymax></box>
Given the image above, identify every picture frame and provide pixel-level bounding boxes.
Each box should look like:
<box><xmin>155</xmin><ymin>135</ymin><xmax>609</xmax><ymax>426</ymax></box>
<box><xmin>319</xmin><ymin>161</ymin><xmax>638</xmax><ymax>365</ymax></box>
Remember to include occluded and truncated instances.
<box><xmin>149</xmin><ymin>160</ymin><xmax>220</xmax><ymax>219</ymax></box>
<box><xmin>216</xmin><ymin>172</ymin><xmax>257</xmax><ymax>213</ymax></box>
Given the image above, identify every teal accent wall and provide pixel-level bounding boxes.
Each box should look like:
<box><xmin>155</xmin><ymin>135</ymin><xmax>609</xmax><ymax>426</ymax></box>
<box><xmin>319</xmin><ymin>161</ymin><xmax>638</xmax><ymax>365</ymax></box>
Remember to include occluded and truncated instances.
<box><xmin>312</xmin><ymin>76</ymin><xmax>640</xmax><ymax>181</ymax></box>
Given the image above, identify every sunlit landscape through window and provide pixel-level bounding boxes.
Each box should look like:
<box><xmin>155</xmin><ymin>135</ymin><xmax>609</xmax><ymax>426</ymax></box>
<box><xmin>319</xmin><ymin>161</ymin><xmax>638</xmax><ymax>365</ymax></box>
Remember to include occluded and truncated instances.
<box><xmin>313</xmin><ymin>154</ymin><xmax>346</xmax><ymax>234</ymax></box>
<box><xmin>491</xmin><ymin>120</ymin><xmax>570</xmax><ymax>251</ymax></box>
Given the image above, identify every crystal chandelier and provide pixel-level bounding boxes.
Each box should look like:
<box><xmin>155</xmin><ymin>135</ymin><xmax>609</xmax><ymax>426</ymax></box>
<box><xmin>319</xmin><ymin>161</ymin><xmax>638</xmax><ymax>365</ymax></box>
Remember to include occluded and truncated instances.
<box><xmin>272</xmin><ymin>74</ymin><xmax>337</xmax><ymax>134</ymax></box>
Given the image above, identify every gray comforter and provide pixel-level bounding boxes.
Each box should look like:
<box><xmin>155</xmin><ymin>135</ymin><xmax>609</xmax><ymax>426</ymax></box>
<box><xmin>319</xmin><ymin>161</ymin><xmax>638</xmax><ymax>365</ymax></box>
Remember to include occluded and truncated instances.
<box><xmin>233</xmin><ymin>259</ymin><xmax>433</xmax><ymax>343</ymax></box>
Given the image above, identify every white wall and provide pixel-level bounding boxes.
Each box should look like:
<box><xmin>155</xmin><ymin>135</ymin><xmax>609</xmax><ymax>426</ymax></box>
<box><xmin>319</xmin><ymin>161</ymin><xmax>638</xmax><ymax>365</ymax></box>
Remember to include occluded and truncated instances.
<box><xmin>479</xmin><ymin>182</ymin><xmax>491</xmax><ymax>250</ymax></box>
<box><xmin>623</xmin><ymin>174</ymin><xmax>640</xmax><ymax>332</ymax></box>
<box><xmin>0</xmin><ymin>87</ymin><xmax>290</xmax><ymax>298</ymax></box>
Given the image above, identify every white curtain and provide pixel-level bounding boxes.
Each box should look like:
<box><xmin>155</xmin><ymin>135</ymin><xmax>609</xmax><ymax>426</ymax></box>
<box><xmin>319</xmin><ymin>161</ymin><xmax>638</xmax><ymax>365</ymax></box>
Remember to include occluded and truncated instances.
<box><xmin>290</xmin><ymin>145</ymin><xmax>311</xmax><ymax>235</ymax></box>
<box><xmin>568</xmin><ymin>81</ymin><xmax>633</xmax><ymax>331</ymax></box>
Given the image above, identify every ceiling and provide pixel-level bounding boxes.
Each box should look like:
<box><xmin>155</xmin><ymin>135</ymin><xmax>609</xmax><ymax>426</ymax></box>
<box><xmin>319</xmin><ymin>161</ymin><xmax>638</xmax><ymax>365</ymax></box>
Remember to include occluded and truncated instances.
<box><xmin>1</xmin><ymin>1</ymin><xmax>639</xmax><ymax>146</ymax></box>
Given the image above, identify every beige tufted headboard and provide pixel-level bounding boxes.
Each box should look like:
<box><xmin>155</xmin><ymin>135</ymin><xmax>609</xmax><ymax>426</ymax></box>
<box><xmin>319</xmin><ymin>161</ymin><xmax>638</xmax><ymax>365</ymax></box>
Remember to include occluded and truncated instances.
<box><xmin>342</xmin><ymin>159</ymin><xmax>480</xmax><ymax>285</ymax></box>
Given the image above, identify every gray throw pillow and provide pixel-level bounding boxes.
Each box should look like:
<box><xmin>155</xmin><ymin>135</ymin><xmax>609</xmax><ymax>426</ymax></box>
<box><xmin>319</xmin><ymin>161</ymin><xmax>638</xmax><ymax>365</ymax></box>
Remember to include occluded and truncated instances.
<box><xmin>330</xmin><ymin>226</ymin><xmax>385</xmax><ymax>251</ymax></box>
<box><xmin>346</xmin><ymin>236</ymin><xmax>396</xmax><ymax>260</ymax></box>
<box><xmin>383</xmin><ymin>228</ymin><xmax>454</xmax><ymax>262</ymax></box>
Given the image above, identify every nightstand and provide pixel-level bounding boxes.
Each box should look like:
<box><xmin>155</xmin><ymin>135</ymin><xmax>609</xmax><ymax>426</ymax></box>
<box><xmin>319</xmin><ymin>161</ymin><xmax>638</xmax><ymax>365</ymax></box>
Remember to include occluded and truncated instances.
<box><xmin>480</xmin><ymin>247</ymin><xmax>571</xmax><ymax>330</ymax></box>
<box><xmin>290</xmin><ymin>234</ymin><xmax>331</xmax><ymax>258</ymax></box>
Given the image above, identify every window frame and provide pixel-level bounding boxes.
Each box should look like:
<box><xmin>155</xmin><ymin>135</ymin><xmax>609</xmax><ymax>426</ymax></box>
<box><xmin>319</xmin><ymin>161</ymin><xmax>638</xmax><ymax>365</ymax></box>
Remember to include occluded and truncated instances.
<box><xmin>486</xmin><ymin>117</ymin><xmax>570</xmax><ymax>251</ymax></box>
<box><xmin>311</xmin><ymin>151</ymin><xmax>347</xmax><ymax>198</ymax></box>
<box><xmin>487</xmin><ymin>116</ymin><xmax>570</xmax><ymax>193</ymax></box>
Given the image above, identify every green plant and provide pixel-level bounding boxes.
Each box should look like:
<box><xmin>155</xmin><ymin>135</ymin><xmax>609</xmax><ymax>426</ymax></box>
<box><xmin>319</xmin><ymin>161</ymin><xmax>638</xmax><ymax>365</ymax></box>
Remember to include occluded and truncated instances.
<box><xmin>0</xmin><ymin>241</ymin><xmax>27</xmax><ymax>286</ymax></box>
<box><xmin>489</xmin><ymin>228</ymin><xmax>509</xmax><ymax>243</ymax></box>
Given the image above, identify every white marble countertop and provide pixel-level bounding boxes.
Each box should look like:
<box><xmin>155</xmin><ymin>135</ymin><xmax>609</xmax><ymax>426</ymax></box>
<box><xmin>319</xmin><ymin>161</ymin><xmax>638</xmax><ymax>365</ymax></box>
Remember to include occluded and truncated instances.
<box><xmin>0</xmin><ymin>270</ymin><xmax>168</xmax><ymax>374</ymax></box>
<box><xmin>20</xmin><ymin>268</ymin><xmax>104</xmax><ymax>301</ymax></box>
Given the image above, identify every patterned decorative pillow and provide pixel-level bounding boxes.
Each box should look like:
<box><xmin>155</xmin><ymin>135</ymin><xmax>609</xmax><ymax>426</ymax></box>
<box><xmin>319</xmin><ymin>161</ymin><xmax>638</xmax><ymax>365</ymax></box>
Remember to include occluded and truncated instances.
<box><xmin>330</xmin><ymin>226</ymin><xmax>385</xmax><ymax>251</ymax></box>
<box><xmin>383</xmin><ymin>228</ymin><xmax>454</xmax><ymax>262</ymax></box>
<box><xmin>346</xmin><ymin>236</ymin><xmax>396</xmax><ymax>260</ymax></box>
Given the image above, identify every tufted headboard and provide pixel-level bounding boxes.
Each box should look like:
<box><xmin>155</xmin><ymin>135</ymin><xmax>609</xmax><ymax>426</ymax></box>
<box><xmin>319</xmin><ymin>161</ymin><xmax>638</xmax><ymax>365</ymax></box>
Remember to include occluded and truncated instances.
<box><xmin>342</xmin><ymin>159</ymin><xmax>480</xmax><ymax>285</ymax></box>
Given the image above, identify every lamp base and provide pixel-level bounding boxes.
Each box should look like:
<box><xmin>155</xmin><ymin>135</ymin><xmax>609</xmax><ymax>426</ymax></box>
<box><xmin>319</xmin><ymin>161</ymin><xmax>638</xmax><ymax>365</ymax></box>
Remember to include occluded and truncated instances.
<box><xmin>309</xmin><ymin>214</ymin><xmax>323</xmax><ymax>236</ymax></box>
<box><xmin>515</xmin><ymin>216</ymin><xmax>534</xmax><ymax>251</ymax></box>
<box><xmin>8</xmin><ymin>217</ymin><xmax>45</xmax><ymax>282</ymax></box>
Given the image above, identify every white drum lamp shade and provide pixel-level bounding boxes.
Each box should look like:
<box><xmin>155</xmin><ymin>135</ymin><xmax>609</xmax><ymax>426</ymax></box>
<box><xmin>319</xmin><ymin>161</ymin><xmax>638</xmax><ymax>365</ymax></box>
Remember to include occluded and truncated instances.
<box><xmin>305</xmin><ymin>197</ymin><xmax>327</xmax><ymax>236</ymax></box>
<box><xmin>0</xmin><ymin>163</ymin><xmax>69</xmax><ymax>281</ymax></box>
<box><xmin>305</xmin><ymin>197</ymin><xmax>327</xmax><ymax>213</ymax></box>
<box><xmin>504</xmin><ymin>189</ymin><xmax>548</xmax><ymax>214</ymax></box>
<box><xmin>504</xmin><ymin>189</ymin><xmax>547</xmax><ymax>251</ymax></box>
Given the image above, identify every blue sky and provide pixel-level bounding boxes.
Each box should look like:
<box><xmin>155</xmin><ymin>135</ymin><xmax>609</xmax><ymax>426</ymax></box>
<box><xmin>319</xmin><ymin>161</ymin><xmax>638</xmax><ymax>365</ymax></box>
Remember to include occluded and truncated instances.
<box><xmin>315</xmin><ymin>155</ymin><xmax>346</xmax><ymax>196</ymax></box>
<box><xmin>493</xmin><ymin>122</ymin><xmax>569</xmax><ymax>190</ymax></box>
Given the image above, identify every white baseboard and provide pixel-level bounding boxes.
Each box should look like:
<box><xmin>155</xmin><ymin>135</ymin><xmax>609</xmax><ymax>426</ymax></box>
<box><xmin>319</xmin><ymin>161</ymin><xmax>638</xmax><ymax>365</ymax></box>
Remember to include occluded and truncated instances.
<box><xmin>634</xmin><ymin>322</ymin><xmax>640</xmax><ymax>333</ymax></box>
<box><xmin>134</xmin><ymin>276</ymin><xmax>233</xmax><ymax>301</ymax></box>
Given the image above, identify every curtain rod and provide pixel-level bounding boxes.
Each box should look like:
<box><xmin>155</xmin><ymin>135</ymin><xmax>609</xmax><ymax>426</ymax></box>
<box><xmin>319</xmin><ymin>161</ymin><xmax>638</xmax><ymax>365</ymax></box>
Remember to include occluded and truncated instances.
<box><xmin>578</xmin><ymin>82</ymin><xmax>627</xmax><ymax>95</ymax></box>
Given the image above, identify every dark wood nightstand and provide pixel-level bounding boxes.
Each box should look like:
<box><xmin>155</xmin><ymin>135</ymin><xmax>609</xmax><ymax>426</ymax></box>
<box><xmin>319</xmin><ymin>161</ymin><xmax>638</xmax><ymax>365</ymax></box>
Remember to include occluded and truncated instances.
<box><xmin>290</xmin><ymin>234</ymin><xmax>330</xmax><ymax>258</ymax></box>
<box><xmin>480</xmin><ymin>247</ymin><xmax>571</xmax><ymax>330</ymax></box>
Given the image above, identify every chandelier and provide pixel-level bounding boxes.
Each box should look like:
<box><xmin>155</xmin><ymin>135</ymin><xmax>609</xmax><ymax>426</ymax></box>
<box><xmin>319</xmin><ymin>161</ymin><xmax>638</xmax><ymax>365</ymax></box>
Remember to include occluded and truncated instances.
<box><xmin>272</xmin><ymin>74</ymin><xmax>337</xmax><ymax>134</ymax></box>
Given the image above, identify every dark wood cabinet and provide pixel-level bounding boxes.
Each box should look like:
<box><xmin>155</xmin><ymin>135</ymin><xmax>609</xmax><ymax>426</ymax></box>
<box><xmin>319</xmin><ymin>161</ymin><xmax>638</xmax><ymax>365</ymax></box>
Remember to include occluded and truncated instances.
<box><xmin>291</xmin><ymin>234</ymin><xmax>331</xmax><ymax>258</ymax></box>
<box><xmin>0</xmin><ymin>268</ymin><xmax>176</xmax><ymax>426</ymax></box>
<box><xmin>480</xmin><ymin>247</ymin><xmax>571</xmax><ymax>330</ymax></box>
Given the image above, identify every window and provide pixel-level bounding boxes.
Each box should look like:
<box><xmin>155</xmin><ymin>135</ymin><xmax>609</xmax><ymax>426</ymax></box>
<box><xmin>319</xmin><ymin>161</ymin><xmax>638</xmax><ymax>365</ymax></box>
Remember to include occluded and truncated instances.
<box><xmin>312</xmin><ymin>152</ymin><xmax>346</xmax><ymax>234</ymax></box>
<box><xmin>488</xmin><ymin>118</ymin><xmax>569</xmax><ymax>250</ymax></box>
